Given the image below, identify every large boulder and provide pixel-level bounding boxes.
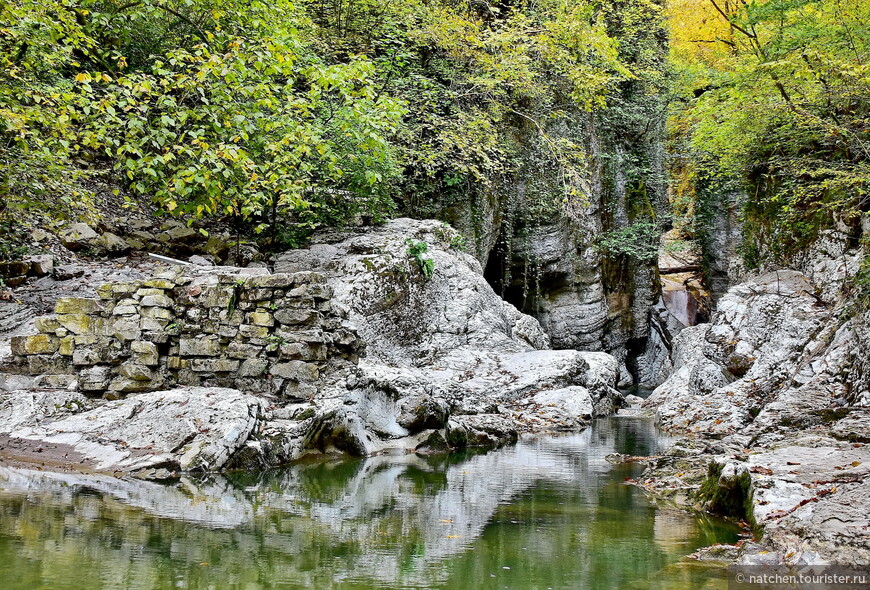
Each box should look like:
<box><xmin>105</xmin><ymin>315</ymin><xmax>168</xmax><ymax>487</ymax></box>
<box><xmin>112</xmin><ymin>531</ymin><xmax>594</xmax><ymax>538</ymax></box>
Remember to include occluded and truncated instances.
<box><xmin>274</xmin><ymin>219</ymin><xmax>623</xmax><ymax>447</ymax></box>
<box><xmin>275</xmin><ymin>218</ymin><xmax>552</xmax><ymax>364</ymax></box>
<box><xmin>699</xmin><ymin>436</ymin><xmax>870</xmax><ymax>565</ymax></box>
<box><xmin>60</xmin><ymin>223</ymin><xmax>100</xmax><ymax>251</ymax></box>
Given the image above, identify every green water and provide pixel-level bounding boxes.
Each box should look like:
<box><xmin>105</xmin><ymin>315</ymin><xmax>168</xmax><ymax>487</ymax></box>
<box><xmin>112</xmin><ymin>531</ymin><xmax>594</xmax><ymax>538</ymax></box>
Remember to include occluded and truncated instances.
<box><xmin>0</xmin><ymin>417</ymin><xmax>738</xmax><ymax>589</ymax></box>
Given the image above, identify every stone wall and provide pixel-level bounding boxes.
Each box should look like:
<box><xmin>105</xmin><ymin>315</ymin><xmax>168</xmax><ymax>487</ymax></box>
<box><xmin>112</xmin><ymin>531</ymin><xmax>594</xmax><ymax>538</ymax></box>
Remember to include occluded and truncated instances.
<box><xmin>1</xmin><ymin>268</ymin><xmax>363</xmax><ymax>399</ymax></box>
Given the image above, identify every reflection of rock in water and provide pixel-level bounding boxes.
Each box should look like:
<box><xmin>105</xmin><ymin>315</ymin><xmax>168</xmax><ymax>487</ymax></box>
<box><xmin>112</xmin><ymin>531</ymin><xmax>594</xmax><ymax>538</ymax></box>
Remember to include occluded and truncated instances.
<box><xmin>0</xmin><ymin>418</ymin><xmax>710</xmax><ymax>588</ymax></box>
<box><xmin>0</xmin><ymin>467</ymin><xmax>252</xmax><ymax>528</ymax></box>
<box><xmin>242</xmin><ymin>433</ymin><xmax>619</xmax><ymax>585</ymax></box>
<box><xmin>654</xmin><ymin>509</ymin><xmax>701</xmax><ymax>555</ymax></box>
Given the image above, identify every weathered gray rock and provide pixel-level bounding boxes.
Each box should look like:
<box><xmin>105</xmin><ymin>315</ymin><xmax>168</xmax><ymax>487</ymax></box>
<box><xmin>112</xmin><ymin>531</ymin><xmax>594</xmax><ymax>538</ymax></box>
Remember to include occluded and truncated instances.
<box><xmin>78</xmin><ymin>366</ymin><xmax>111</xmax><ymax>391</ymax></box>
<box><xmin>486</xmin><ymin>221</ymin><xmax>610</xmax><ymax>352</ymax></box>
<box><xmin>188</xmin><ymin>254</ymin><xmax>216</xmax><ymax>266</ymax></box>
<box><xmin>60</xmin><ymin>223</ymin><xmax>100</xmax><ymax>251</ymax></box>
<box><xmin>274</xmin><ymin>219</ymin><xmax>553</xmax><ymax>365</ymax></box>
<box><xmin>447</xmin><ymin>414</ymin><xmax>518</xmax><ymax>448</ymax></box>
<box><xmin>97</xmin><ymin>232</ymin><xmax>131</xmax><ymax>254</ymax></box>
<box><xmin>531</xmin><ymin>386</ymin><xmax>594</xmax><ymax>419</ymax></box>
<box><xmin>0</xmin><ymin>387</ymin><xmax>265</xmax><ymax>474</ymax></box>
<box><xmin>271</xmin><ymin>220</ymin><xmax>623</xmax><ymax>446</ymax></box>
<box><xmin>27</xmin><ymin>255</ymin><xmax>54</xmax><ymax>276</ymax></box>
<box><xmin>53</xmin><ymin>263</ymin><xmax>86</xmax><ymax>280</ymax></box>
<box><xmin>179</xmin><ymin>335</ymin><xmax>222</xmax><ymax>357</ymax></box>
<box><xmin>699</xmin><ymin>438</ymin><xmax>870</xmax><ymax>566</ymax></box>
<box><xmin>645</xmin><ymin>271</ymin><xmax>832</xmax><ymax>435</ymax></box>
<box><xmin>637</xmin><ymin>252</ymin><xmax>870</xmax><ymax>565</ymax></box>
<box><xmin>0</xmin><ymin>389</ymin><xmax>92</xmax><ymax>432</ymax></box>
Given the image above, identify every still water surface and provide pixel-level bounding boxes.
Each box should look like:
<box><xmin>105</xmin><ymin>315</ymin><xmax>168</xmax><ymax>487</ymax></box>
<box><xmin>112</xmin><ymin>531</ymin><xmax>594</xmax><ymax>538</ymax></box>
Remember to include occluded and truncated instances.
<box><xmin>0</xmin><ymin>416</ymin><xmax>738</xmax><ymax>589</ymax></box>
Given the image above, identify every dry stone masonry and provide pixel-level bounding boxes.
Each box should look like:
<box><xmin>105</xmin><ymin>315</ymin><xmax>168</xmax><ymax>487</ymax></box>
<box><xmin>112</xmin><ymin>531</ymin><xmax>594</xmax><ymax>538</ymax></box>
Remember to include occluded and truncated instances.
<box><xmin>1</xmin><ymin>268</ymin><xmax>363</xmax><ymax>399</ymax></box>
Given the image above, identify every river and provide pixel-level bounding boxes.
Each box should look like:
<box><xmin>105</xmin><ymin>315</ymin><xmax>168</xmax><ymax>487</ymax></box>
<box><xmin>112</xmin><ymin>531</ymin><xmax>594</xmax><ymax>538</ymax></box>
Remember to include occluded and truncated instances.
<box><xmin>0</xmin><ymin>415</ymin><xmax>738</xmax><ymax>589</ymax></box>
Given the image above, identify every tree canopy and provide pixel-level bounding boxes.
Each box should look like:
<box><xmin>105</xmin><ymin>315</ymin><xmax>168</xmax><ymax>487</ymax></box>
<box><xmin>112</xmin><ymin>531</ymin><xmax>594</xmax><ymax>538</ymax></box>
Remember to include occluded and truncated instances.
<box><xmin>667</xmin><ymin>0</ymin><xmax>870</xmax><ymax>264</ymax></box>
<box><xmin>3</xmin><ymin>0</ymin><xmax>865</xmax><ymax>274</ymax></box>
<box><xmin>1</xmin><ymin>0</ymin><xmax>650</xmax><ymax>242</ymax></box>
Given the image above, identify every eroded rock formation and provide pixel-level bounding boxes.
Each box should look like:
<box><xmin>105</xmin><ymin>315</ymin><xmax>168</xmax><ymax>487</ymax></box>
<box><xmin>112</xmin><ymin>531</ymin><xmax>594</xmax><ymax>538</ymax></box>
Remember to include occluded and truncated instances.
<box><xmin>638</xmin><ymin>236</ymin><xmax>870</xmax><ymax>565</ymax></box>
<box><xmin>0</xmin><ymin>219</ymin><xmax>624</xmax><ymax>476</ymax></box>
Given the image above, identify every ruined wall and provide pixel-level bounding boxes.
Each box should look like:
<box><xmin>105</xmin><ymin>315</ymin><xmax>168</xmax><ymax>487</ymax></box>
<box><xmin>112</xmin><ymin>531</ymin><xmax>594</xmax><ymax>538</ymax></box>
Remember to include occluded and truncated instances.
<box><xmin>1</xmin><ymin>269</ymin><xmax>363</xmax><ymax>399</ymax></box>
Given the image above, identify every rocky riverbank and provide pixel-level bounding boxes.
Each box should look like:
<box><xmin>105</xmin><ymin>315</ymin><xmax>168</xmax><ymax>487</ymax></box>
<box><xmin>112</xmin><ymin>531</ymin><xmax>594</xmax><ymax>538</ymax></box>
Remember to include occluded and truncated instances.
<box><xmin>0</xmin><ymin>219</ymin><xmax>624</xmax><ymax>478</ymax></box>
<box><xmin>2</xmin><ymin>217</ymin><xmax>868</xmax><ymax>567</ymax></box>
<box><xmin>633</xmin><ymin>241</ymin><xmax>870</xmax><ymax>566</ymax></box>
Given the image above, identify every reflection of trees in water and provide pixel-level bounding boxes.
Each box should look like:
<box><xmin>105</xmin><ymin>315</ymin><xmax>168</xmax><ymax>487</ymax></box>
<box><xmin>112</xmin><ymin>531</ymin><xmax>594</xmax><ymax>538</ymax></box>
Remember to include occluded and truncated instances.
<box><xmin>0</xmin><ymin>418</ymin><xmax>734</xmax><ymax>589</ymax></box>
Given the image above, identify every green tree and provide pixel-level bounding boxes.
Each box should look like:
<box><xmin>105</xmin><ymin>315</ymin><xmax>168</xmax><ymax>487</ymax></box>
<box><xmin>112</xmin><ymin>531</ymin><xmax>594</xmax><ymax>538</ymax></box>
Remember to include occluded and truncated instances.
<box><xmin>668</xmin><ymin>0</ymin><xmax>870</xmax><ymax>264</ymax></box>
<box><xmin>1</xmin><ymin>0</ymin><xmax>404</xmax><ymax>237</ymax></box>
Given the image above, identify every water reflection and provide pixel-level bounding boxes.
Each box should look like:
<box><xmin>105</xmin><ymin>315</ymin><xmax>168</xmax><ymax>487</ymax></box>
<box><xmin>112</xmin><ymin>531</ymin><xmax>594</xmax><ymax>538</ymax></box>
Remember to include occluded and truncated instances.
<box><xmin>0</xmin><ymin>417</ymin><xmax>738</xmax><ymax>589</ymax></box>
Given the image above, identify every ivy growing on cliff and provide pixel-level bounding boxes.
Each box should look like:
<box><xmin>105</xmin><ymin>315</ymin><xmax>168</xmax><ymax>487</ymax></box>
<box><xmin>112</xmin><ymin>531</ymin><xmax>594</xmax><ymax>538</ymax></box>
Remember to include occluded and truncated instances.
<box><xmin>596</xmin><ymin>219</ymin><xmax>661</xmax><ymax>263</ymax></box>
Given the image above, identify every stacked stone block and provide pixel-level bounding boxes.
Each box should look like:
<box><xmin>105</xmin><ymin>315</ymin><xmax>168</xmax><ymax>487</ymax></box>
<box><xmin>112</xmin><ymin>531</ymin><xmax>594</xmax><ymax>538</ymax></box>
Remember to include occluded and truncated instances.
<box><xmin>3</xmin><ymin>269</ymin><xmax>363</xmax><ymax>399</ymax></box>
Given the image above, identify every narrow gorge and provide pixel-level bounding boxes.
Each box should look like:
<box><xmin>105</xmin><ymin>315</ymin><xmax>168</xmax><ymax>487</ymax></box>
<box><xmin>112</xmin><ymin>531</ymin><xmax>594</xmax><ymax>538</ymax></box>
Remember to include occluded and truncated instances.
<box><xmin>1</xmin><ymin>0</ymin><xmax>868</xmax><ymax>588</ymax></box>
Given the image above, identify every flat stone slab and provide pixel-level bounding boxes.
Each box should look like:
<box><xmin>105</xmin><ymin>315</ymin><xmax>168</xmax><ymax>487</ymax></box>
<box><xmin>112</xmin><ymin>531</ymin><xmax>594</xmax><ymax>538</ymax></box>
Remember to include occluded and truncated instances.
<box><xmin>0</xmin><ymin>387</ymin><xmax>264</xmax><ymax>476</ymax></box>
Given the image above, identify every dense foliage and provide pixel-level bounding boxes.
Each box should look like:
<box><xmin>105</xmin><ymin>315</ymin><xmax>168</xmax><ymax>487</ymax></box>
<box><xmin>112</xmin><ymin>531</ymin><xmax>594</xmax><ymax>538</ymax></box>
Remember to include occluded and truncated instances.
<box><xmin>5</xmin><ymin>0</ymin><xmax>865</xmax><ymax>292</ymax></box>
<box><xmin>1</xmin><ymin>0</ymin><xmax>406</xmax><ymax>238</ymax></box>
<box><xmin>667</xmin><ymin>0</ymin><xmax>870</xmax><ymax>266</ymax></box>
<box><xmin>1</xmin><ymin>0</ymin><xmax>645</xmax><ymax>242</ymax></box>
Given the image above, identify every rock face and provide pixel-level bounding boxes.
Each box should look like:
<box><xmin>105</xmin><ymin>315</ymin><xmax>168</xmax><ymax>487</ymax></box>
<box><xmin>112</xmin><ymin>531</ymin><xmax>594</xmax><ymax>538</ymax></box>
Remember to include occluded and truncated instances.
<box><xmin>645</xmin><ymin>270</ymin><xmax>836</xmax><ymax>435</ymax></box>
<box><xmin>486</xmin><ymin>218</ymin><xmax>610</xmax><ymax>352</ymax></box>
<box><xmin>411</xmin><ymin>105</ymin><xmax>669</xmax><ymax>386</ymax></box>
<box><xmin>703</xmin><ymin>190</ymin><xmax>745</xmax><ymax>302</ymax></box>
<box><xmin>0</xmin><ymin>387</ymin><xmax>265</xmax><ymax>476</ymax></box>
<box><xmin>273</xmin><ymin>218</ymin><xmax>624</xmax><ymax>453</ymax></box>
<box><xmin>638</xmin><ymin>258</ymin><xmax>870</xmax><ymax>565</ymax></box>
<box><xmin>718</xmin><ymin>438</ymin><xmax>870</xmax><ymax>565</ymax></box>
<box><xmin>276</xmin><ymin>219</ymin><xmax>551</xmax><ymax>364</ymax></box>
